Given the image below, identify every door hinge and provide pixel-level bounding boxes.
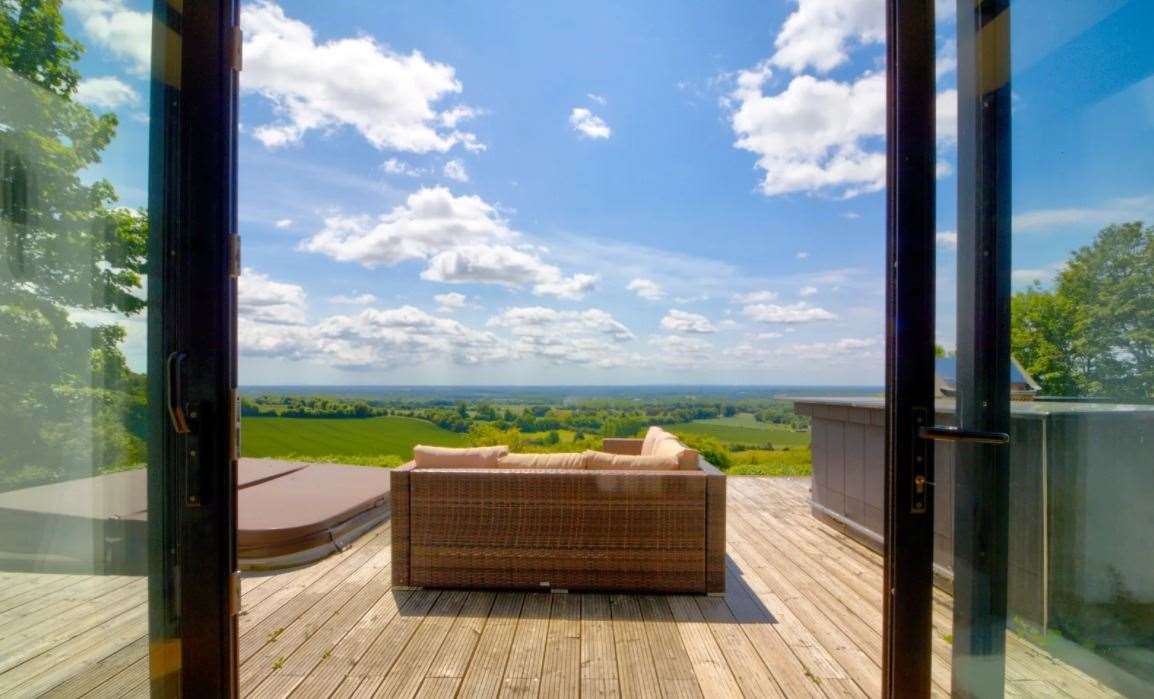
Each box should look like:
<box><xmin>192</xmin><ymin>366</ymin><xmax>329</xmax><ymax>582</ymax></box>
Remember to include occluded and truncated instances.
<box><xmin>230</xmin><ymin>570</ymin><xmax>242</xmax><ymax>616</ymax></box>
<box><xmin>229</xmin><ymin>235</ymin><xmax>241</xmax><ymax>278</ymax></box>
<box><xmin>231</xmin><ymin>26</ymin><xmax>243</xmax><ymax>73</ymax></box>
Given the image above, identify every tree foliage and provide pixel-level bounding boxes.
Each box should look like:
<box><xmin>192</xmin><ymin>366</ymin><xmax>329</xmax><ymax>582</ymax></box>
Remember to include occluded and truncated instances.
<box><xmin>1</xmin><ymin>0</ymin><xmax>148</xmax><ymax>490</ymax></box>
<box><xmin>1012</xmin><ymin>222</ymin><xmax>1154</xmax><ymax>400</ymax></box>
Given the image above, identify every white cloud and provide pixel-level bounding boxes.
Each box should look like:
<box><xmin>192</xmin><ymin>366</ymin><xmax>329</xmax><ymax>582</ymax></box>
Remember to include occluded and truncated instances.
<box><xmin>650</xmin><ymin>334</ymin><xmax>715</xmax><ymax>369</ymax></box>
<box><xmin>729</xmin><ymin>70</ymin><xmax>886</xmax><ymax>198</ymax></box>
<box><xmin>569</xmin><ymin>107</ymin><xmax>611</xmax><ymax>139</ymax></box>
<box><xmin>274</xmin><ymin>218</ymin><xmax>294</xmax><ymax>229</ymax></box>
<box><xmin>937</xmin><ymin>89</ymin><xmax>958</xmax><ymax>145</ymax></box>
<box><xmin>1012</xmin><ymin>262</ymin><xmax>1066</xmax><ymax>288</ymax></box>
<box><xmin>1012</xmin><ymin>195</ymin><xmax>1154</xmax><ymax>233</ymax></box>
<box><xmin>301</xmin><ymin>187</ymin><xmax>596</xmax><ymax>299</ymax></box>
<box><xmin>531</xmin><ymin>273</ymin><xmax>599</xmax><ymax>300</ymax></box>
<box><xmin>732</xmin><ymin>290</ymin><xmax>779</xmax><ymax>304</ymax></box>
<box><xmin>487</xmin><ymin>306</ymin><xmax>636</xmax><ymax>367</ymax></box>
<box><xmin>796</xmin><ymin>251</ymin><xmax>810</xmax><ymax>259</ymax></box>
<box><xmin>936</xmin><ymin>38</ymin><xmax>957</xmax><ymax>78</ymax></box>
<box><xmin>66</xmin><ymin>0</ymin><xmax>152</xmax><ymax>75</ymax></box>
<box><xmin>383</xmin><ymin>158</ymin><xmax>428</xmax><ymax>177</ymax></box>
<box><xmin>937</xmin><ymin>230</ymin><xmax>958</xmax><ymax>250</ymax></box>
<box><xmin>433</xmin><ymin>292</ymin><xmax>468</xmax><ymax>312</ymax></box>
<box><xmin>842</xmin><ymin>211</ymin><xmax>861</xmax><ymax>219</ymax></box>
<box><xmin>777</xmin><ymin>336</ymin><xmax>879</xmax><ymax>360</ymax></box>
<box><xmin>442</xmin><ymin>159</ymin><xmax>469</xmax><ymax>182</ymax></box>
<box><xmin>728</xmin><ymin>5</ymin><xmax>956</xmax><ymax>199</ymax></box>
<box><xmin>328</xmin><ymin>293</ymin><xmax>378</xmax><ymax>305</ymax></box>
<box><xmin>742</xmin><ymin>302</ymin><xmax>837</xmax><ymax>324</ymax></box>
<box><xmin>241</xmin><ymin>1</ymin><xmax>482</xmax><ymax>152</ymax></box>
<box><xmin>799</xmin><ymin>285</ymin><xmax>818</xmax><ymax>297</ymax></box>
<box><xmin>586</xmin><ymin>93</ymin><xmax>607</xmax><ymax>105</ymax></box>
<box><xmin>626</xmin><ymin>278</ymin><xmax>664</xmax><ymax>301</ymax></box>
<box><xmin>770</xmin><ymin>0</ymin><xmax>885</xmax><ymax>74</ymax></box>
<box><xmin>238</xmin><ymin>268</ymin><xmax>308</xmax><ymax>325</ymax></box>
<box><xmin>660</xmin><ymin>309</ymin><xmax>717</xmax><ymax>334</ymax></box>
<box><xmin>74</xmin><ymin>76</ymin><xmax>138</xmax><ymax>109</ymax></box>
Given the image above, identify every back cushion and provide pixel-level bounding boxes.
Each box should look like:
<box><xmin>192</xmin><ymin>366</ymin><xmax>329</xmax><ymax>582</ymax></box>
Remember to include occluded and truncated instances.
<box><xmin>640</xmin><ymin>426</ymin><xmax>670</xmax><ymax>455</ymax></box>
<box><xmin>413</xmin><ymin>445</ymin><xmax>508</xmax><ymax>468</ymax></box>
<box><xmin>497</xmin><ymin>452</ymin><xmax>586</xmax><ymax>470</ymax></box>
<box><xmin>583</xmin><ymin>450</ymin><xmax>679</xmax><ymax>471</ymax></box>
<box><xmin>651</xmin><ymin>437</ymin><xmax>700</xmax><ymax>470</ymax></box>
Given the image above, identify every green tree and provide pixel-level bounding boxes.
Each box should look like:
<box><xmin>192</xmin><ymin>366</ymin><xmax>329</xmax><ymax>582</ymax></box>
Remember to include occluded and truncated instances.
<box><xmin>1</xmin><ymin>0</ymin><xmax>148</xmax><ymax>490</ymax></box>
<box><xmin>1011</xmin><ymin>222</ymin><xmax>1154</xmax><ymax>400</ymax></box>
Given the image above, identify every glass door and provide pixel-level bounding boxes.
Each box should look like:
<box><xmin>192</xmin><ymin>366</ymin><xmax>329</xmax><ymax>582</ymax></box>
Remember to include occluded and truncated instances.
<box><xmin>942</xmin><ymin>1</ymin><xmax>1154</xmax><ymax>697</ymax></box>
<box><xmin>0</xmin><ymin>0</ymin><xmax>239</xmax><ymax>695</ymax></box>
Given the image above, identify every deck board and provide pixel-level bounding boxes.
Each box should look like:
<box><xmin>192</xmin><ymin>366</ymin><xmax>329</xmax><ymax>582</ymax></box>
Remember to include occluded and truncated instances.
<box><xmin>0</xmin><ymin>476</ymin><xmax>1125</xmax><ymax>698</ymax></box>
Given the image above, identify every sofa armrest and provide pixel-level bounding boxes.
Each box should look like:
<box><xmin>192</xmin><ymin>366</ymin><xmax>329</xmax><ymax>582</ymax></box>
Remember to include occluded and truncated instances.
<box><xmin>701</xmin><ymin>459</ymin><xmax>727</xmax><ymax>593</ymax></box>
<box><xmin>601</xmin><ymin>438</ymin><xmax>644</xmax><ymax>455</ymax></box>
<box><xmin>391</xmin><ymin>463</ymin><xmax>415</xmax><ymax>586</ymax></box>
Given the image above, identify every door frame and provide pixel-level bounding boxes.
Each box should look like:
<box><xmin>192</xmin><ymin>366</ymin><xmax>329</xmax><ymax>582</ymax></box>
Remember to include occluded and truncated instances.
<box><xmin>147</xmin><ymin>0</ymin><xmax>241</xmax><ymax>694</ymax></box>
<box><xmin>883</xmin><ymin>0</ymin><xmax>938</xmax><ymax>696</ymax></box>
<box><xmin>952</xmin><ymin>0</ymin><xmax>1012</xmax><ymax>696</ymax></box>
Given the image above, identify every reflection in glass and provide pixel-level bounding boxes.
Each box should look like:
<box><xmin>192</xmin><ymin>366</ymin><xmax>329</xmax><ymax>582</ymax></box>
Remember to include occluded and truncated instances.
<box><xmin>1</xmin><ymin>1</ymin><xmax>153</xmax><ymax>694</ymax></box>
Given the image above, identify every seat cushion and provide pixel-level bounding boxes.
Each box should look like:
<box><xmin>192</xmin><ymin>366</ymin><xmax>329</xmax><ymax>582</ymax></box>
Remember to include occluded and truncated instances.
<box><xmin>583</xmin><ymin>450</ymin><xmax>680</xmax><ymax>471</ymax></box>
<box><xmin>413</xmin><ymin>445</ymin><xmax>508</xmax><ymax>468</ymax></box>
<box><xmin>497</xmin><ymin>452</ymin><xmax>586</xmax><ymax>470</ymax></box>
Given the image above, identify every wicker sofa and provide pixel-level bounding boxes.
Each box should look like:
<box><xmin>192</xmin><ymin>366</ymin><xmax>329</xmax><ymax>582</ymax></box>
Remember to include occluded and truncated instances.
<box><xmin>390</xmin><ymin>429</ymin><xmax>726</xmax><ymax>594</ymax></box>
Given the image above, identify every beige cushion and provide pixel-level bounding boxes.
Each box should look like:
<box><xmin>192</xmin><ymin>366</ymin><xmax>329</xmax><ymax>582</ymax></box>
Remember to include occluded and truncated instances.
<box><xmin>651</xmin><ymin>436</ymin><xmax>700</xmax><ymax>470</ymax></box>
<box><xmin>497</xmin><ymin>452</ymin><xmax>586</xmax><ymax>470</ymax></box>
<box><xmin>640</xmin><ymin>426</ymin><xmax>670</xmax><ymax>455</ymax></box>
<box><xmin>583</xmin><ymin>450</ymin><xmax>679</xmax><ymax>471</ymax></box>
<box><xmin>412</xmin><ymin>445</ymin><xmax>508</xmax><ymax>468</ymax></box>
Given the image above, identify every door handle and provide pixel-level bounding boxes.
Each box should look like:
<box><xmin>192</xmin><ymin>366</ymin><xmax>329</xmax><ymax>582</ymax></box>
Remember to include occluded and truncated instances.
<box><xmin>918</xmin><ymin>425</ymin><xmax>1009</xmax><ymax>445</ymax></box>
<box><xmin>165</xmin><ymin>351</ymin><xmax>191</xmax><ymax>434</ymax></box>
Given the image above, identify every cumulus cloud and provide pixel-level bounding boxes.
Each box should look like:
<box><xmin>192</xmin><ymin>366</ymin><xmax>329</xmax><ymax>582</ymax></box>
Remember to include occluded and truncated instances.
<box><xmin>569</xmin><ymin>108</ymin><xmax>611</xmax><ymax>139</ymax></box>
<box><xmin>241</xmin><ymin>1</ymin><xmax>482</xmax><ymax>152</ymax></box>
<box><xmin>433</xmin><ymin>292</ymin><xmax>468</xmax><ymax>312</ymax></box>
<box><xmin>799</xmin><ymin>286</ymin><xmax>818</xmax><ymax>297</ymax></box>
<box><xmin>241</xmin><ymin>303</ymin><xmax>510</xmax><ymax>369</ymax></box>
<box><xmin>770</xmin><ymin>0</ymin><xmax>885</xmax><ymax>74</ymax></box>
<box><xmin>660</xmin><ymin>309</ymin><xmax>717</xmax><ymax>334</ymax></box>
<box><xmin>742</xmin><ymin>301</ymin><xmax>837</xmax><ymax>324</ymax></box>
<box><xmin>300</xmin><ymin>187</ymin><xmax>597</xmax><ymax>299</ymax></box>
<box><xmin>66</xmin><ymin>0</ymin><xmax>152</xmax><ymax>75</ymax></box>
<box><xmin>442</xmin><ymin>159</ymin><xmax>469</xmax><ymax>182</ymax></box>
<box><xmin>937</xmin><ymin>230</ymin><xmax>957</xmax><ymax>250</ymax></box>
<box><xmin>328</xmin><ymin>293</ymin><xmax>378</xmax><ymax>305</ymax></box>
<box><xmin>274</xmin><ymin>218</ymin><xmax>294</xmax><ymax>229</ymax></box>
<box><xmin>238</xmin><ymin>268</ymin><xmax>308</xmax><ymax>325</ymax></box>
<box><xmin>74</xmin><ymin>76</ymin><xmax>138</xmax><ymax>109</ymax></box>
<box><xmin>383</xmin><ymin>158</ymin><xmax>428</xmax><ymax>177</ymax></box>
<box><xmin>626</xmin><ymin>278</ymin><xmax>664</xmax><ymax>301</ymax></box>
<box><xmin>728</xmin><ymin>1</ymin><xmax>955</xmax><ymax>198</ymax></box>
<box><xmin>728</xmin><ymin>69</ymin><xmax>886</xmax><ymax>198</ymax></box>
<box><xmin>732</xmin><ymin>290</ymin><xmax>779</xmax><ymax>304</ymax></box>
<box><xmin>650</xmin><ymin>334</ymin><xmax>715</xmax><ymax>368</ymax></box>
<box><xmin>796</xmin><ymin>251</ymin><xmax>810</xmax><ymax>259</ymax></box>
<box><xmin>486</xmin><ymin>306</ymin><xmax>636</xmax><ymax>367</ymax></box>
<box><xmin>586</xmin><ymin>93</ymin><xmax>607</xmax><ymax>105</ymax></box>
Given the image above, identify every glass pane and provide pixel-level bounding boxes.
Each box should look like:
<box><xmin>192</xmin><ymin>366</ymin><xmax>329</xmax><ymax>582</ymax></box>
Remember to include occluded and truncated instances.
<box><xmin>1</xmin><ymin>1</ymin><xmax>155</xmax><ymax>695</ymax></box>
<box><xmin>1006</xmin><ymin>1</ymin><xmax>1154</xmax><ymax>695</ymax></box>
<box><xmin>946</xmin><ymin>1</ymin><xmax>1154</xmax><ymax>696</ymax></box>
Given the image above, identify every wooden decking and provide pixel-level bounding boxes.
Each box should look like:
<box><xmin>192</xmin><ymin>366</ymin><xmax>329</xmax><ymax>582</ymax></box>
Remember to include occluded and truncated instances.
<box><xmin>0</xmin><ymin>477</ymin><xmax>1123</xmax><ymax>698</ymax></box>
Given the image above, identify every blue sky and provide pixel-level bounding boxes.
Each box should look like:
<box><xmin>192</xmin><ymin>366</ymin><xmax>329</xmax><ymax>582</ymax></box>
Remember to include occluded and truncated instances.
<box><xmin>62</xmin><ymin>0</ymin><xmax>1154</xmax><ymax>385</ymax></box>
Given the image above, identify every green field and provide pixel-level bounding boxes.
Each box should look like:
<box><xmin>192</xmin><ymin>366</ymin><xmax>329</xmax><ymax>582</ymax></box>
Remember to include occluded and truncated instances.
<box><xmin>241</xmin><ymin>415</ymin><xmax>466</xmax><ymax>462</ymax></box>
<box><xmin>663</xmin><ymin>415</ymin><xmax>810</xmax><ymax>448</ymax></box>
